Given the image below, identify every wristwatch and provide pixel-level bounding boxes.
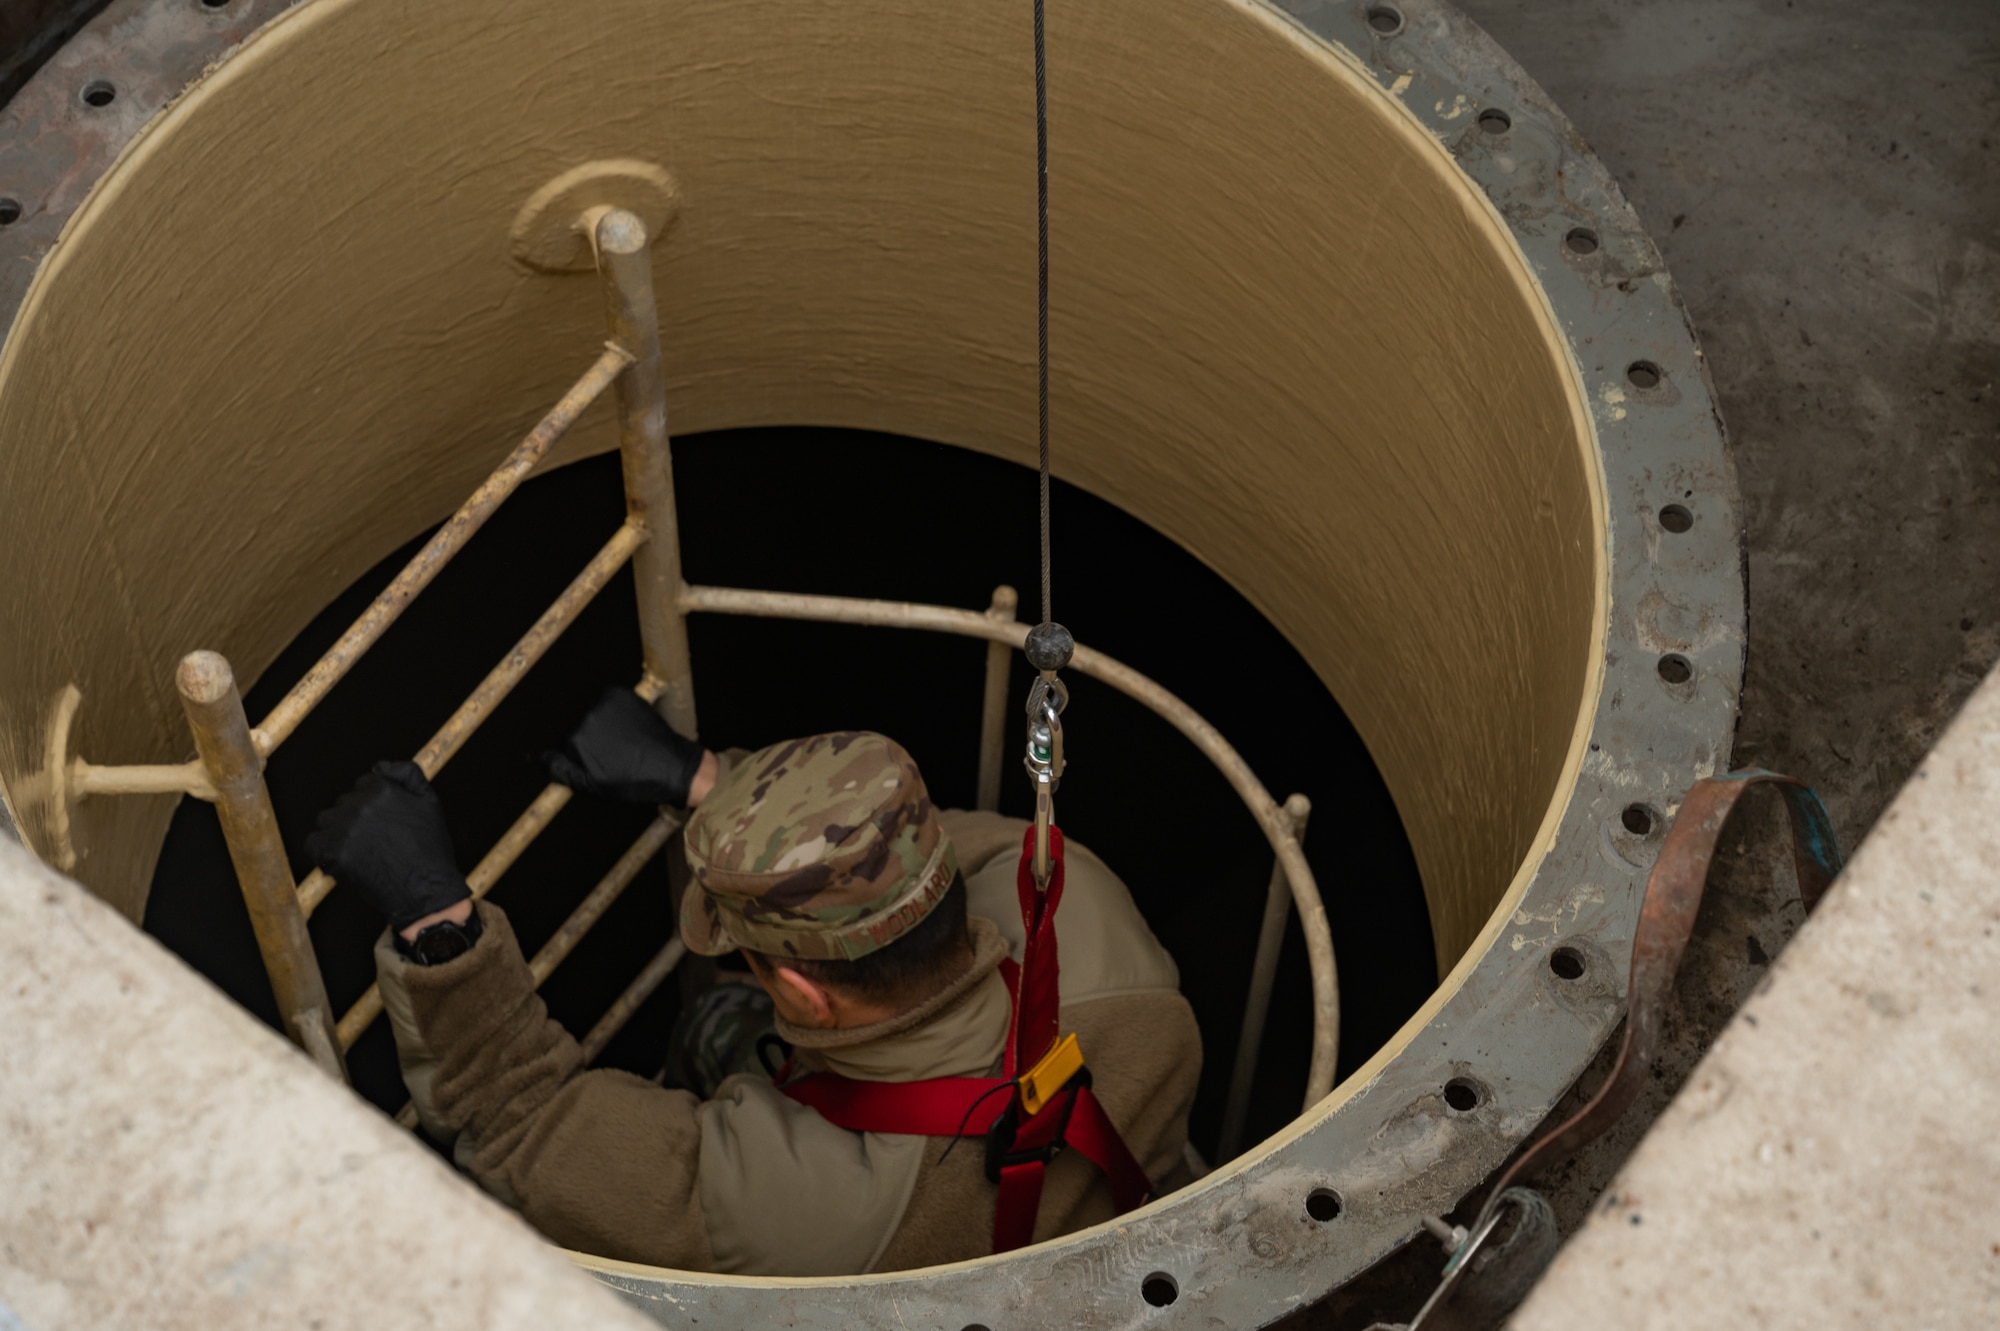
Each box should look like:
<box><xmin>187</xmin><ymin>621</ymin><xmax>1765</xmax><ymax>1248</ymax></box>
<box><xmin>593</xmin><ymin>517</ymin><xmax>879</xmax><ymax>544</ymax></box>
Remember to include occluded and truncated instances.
<box><xmin>394</xmin><ymin>907</ymin><xmax>484</xmax><ymax>966</ymax></box>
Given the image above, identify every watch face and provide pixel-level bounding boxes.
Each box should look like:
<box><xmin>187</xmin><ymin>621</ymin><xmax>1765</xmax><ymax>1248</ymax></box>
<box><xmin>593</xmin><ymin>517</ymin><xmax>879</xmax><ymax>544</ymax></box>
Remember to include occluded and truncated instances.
<box><xmin>407</xmin><ymin>922</ymin><xmax>476</xmax><ymax>965</ymax></box>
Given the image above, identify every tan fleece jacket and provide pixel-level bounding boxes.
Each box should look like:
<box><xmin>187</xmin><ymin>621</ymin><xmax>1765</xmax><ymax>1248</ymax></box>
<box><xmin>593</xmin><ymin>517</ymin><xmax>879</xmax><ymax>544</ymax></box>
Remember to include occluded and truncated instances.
<box><xmin>375</xmin><ymin>810</ymin><xmax>1201</xmax><ymax>1275</ymax></box>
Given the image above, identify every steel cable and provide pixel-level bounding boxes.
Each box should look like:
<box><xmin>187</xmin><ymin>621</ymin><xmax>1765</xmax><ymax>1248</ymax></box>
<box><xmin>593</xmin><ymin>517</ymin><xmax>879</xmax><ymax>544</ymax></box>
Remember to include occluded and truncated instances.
<box><xmin>1034</xmin><ymin>0</ymin><xmax>1051</xmax><ymax>627</ymax></box>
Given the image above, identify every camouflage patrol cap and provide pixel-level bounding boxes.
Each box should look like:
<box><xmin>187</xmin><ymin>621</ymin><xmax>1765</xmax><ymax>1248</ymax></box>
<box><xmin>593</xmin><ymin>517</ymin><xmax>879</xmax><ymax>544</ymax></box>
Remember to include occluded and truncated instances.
<box><xmin>680</xmin><ymin>732</ymin><xmax>958</xmax><ymax>962</ymax></box>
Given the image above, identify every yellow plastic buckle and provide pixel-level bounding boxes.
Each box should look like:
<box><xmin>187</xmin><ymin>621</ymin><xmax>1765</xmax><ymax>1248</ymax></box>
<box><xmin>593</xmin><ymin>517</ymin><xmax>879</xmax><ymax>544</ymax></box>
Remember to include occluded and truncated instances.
<box><xmin>1017</xmin><ymin>1032</ymin><xmax>1085</xmax><ymax>1116</ymax></box>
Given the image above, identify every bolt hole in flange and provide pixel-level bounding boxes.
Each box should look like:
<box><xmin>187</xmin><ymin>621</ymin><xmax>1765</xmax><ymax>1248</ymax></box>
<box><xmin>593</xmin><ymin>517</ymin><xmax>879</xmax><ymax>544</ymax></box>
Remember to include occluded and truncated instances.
<box><xmin>1476</xmin><ymin>107</ymin><xmax>1511</xmax><ymax>134</ymax></box>
<box><xmin>1142</xmin><ymin>1273</ymin><xmax>1180</xmax><ymax>1308</ymax></box>
<box><xmin>1365</xmin><ymin>4</ymin><xmax>1405</xmax><ymax>36</ymax></box>
<box><xmin>1306</xmin><ymin>1187</ymin><xmax>1344</xmax><ymax>1222</ymax></box>
<box><xmin>1607</xmin><ymin>799</ymin><xmax>1667</xmax><ymax>868</ymax></box>
<box><xmin>0</xmin><ymin>200</ymin><xmax>19</xmax><ymax>227</ymax></box>
<box><xmin>1563</xmin><ymin>225</ymin><xmax>1600</xmax><ymax>256</ymax></box>
<box><xmin>1548</xmin><ymin>946</ymin><xmax>1586</xmax><ymax>980</ymax></box>
<box><xmin>80</xmin><ymin>79</ymin><xmax>116</xmax><ymax>108</ymax></box>
<box><xmin>1626</xmin><ymin>359</ymin><xmax>1663</xmax><ymax>390</ymax></box>
<box><xmin>1658</xmin><ymin>502</ymin><xmax>1694</xmax><ymax>534</ymax></box>
<box><xmin>1442</xmin><ymin>1077</ymin><xmax>1485</xmax><ymax>1113</ymax></box>
<box><xmin>1657</xmin><ymin>653</ymin><xmax>1693</xmax><ymax>685</ymax></box>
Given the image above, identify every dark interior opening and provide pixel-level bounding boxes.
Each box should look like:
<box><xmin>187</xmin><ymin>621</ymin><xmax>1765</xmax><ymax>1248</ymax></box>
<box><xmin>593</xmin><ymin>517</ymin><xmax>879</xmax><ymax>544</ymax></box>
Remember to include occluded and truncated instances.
<box><xmin>145</xmin><ymin>427</ymin><xmax>1432</xmax><ymax>1162</ymax></box>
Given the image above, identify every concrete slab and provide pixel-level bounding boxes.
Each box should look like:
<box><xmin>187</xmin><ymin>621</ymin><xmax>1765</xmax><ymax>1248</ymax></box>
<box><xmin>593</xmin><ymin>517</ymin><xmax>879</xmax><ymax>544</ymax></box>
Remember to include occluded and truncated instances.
<box><xmin>1458</xmin><ymin>0</ymin><xmax>2000</xmax><ymax>858</ymax></box>
<box><xmin>1511</xmin><ymin>662</ymin><xmax>2000</xmax><ymax>1328</ymax></box>
<box><xmin>0</xmin><ymin>834</ymin><xmax>651</xmax><ymax>1331</ymax></box>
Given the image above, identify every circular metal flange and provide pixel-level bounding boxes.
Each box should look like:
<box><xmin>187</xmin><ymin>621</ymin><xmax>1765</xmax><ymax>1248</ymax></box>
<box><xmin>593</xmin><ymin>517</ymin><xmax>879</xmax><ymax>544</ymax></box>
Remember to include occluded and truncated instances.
<box><xmin>0</xmin><ymin>0</ymin><xmax>1743</xmax><ymax>1325</ymax></box>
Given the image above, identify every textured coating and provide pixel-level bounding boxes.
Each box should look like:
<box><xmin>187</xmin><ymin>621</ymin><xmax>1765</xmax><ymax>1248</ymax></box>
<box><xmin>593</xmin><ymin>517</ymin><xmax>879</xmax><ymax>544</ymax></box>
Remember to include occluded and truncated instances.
<box><xmin>0</xmin><ymin>0</ymin><xmax>1598</xmax><ymax>973</ymax></box>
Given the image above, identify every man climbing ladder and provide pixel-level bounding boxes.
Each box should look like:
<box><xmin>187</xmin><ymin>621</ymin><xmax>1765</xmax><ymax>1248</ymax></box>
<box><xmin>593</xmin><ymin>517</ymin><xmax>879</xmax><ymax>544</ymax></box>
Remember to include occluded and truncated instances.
<box><xmin>306</xmin><ymin>708</ymin><xmax>1201</xmax><ymax>1272</ymax></box>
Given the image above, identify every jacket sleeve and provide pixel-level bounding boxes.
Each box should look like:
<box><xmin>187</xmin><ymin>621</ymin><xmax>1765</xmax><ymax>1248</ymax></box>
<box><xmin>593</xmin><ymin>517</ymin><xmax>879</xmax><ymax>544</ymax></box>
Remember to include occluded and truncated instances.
<box><xmin>376</xmin><ymin>901</ymin><xmax>717</xmax><ymax>1270</ymax></box>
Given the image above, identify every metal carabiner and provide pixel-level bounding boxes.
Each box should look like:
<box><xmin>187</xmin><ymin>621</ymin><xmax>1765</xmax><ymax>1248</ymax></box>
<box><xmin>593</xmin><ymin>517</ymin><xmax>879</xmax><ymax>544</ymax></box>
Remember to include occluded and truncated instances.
<box><xmin>1023</xmin><ymin>682</ymin><xmax>1066</xmax><ymax>888</ymax></box>
<box><xmin>1021</xmin><ymin>624</ymin><xmax>1073</xmax><ymax>889</ymax></box>
<box><xmin>1024</xmin><ymin>676</ymin><xmax>1068</xmax><ymax>777</ymax></box>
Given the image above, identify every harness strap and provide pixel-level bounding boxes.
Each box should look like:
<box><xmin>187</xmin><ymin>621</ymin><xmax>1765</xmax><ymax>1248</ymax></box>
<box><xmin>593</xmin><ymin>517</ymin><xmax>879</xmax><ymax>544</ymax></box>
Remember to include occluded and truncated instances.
<box><xmin>782</xmin><ymin>1071</ymin><xmax>1150</xmax><ymax>1251</ymax></box>
<box><xmin>1057</xmin><ymin>1082</ymin><xmax>1151</xmax><ymax>1208</ymax></box>
<box><xmin>1009</xmin><ymin>824</ymin><xmax>1065</xmax><ymax>1077</ymax></box>
<box><xmin>995</xmin><ymin>1160</ymin><xmax>1047</xmax><ymax>1253</ymax></box>
<box><xmin>782</xmin><ymin>1073</ymin><xmax>1010</xmax><ymax>1137</ymax></box>
<box><xmin>779</xmin><ymin>824</ymin><xmax>1149</xmax><ymax>1252</ymax></box>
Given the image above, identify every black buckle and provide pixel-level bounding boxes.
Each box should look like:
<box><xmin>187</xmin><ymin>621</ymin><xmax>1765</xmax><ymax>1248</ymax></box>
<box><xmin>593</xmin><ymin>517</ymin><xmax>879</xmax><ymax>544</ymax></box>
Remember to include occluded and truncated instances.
<box><xmin>983</xmin><ymin>1067</ymin><xmax>1092</xmax><ymax>1185</ymax></box>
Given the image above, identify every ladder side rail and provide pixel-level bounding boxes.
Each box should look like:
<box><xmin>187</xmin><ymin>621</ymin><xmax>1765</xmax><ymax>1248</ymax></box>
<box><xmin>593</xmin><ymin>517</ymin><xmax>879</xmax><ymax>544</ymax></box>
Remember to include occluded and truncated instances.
<box><xmin>597</xmin><ymin>210</ymin><xmax>697</xmax><ymax>741</ymax></box>
<box><xmin>176</xmin><ymin>650</ymin><xmax>346</xmax><ymax>1083</ymax></box>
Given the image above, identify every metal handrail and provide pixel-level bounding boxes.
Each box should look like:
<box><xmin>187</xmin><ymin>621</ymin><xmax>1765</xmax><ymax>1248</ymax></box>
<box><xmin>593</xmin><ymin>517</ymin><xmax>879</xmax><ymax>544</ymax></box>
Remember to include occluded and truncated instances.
<box><xmin>677</xmin><ymin>584</ymin><xmax>1340</xmax><ymax>1106</ymax></box>
<box><xmin>55</xmin><ymin>206</ymin><xmax>1340</xmax><ymax>1126</ymax></box>
<box><xmin>1221</xmin><ymin>794</ymin><xmax>1312</xmax><ymax>1159</ymax></box>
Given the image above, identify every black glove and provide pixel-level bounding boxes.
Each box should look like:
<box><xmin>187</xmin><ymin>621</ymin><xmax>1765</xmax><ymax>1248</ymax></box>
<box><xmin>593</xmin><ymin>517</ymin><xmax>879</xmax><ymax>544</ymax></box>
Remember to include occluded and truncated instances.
<box><xmin>304</xmin><ymin>760</ymin><xmax>470</xmax><ymax>930</ymax></box>
<box><xmin>543</xmin><ymin>686</ymin><xmax>708</xmax><ymax>806</ymax></box>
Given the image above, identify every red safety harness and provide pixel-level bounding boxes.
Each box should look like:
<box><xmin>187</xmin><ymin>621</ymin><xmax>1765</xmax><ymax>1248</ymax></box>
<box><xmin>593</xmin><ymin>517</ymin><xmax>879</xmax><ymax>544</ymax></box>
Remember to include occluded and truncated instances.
<box><xmin>781</xmin><ymin>826</ymin><xmax>1150</xmax><ymax>1252</ymax></box>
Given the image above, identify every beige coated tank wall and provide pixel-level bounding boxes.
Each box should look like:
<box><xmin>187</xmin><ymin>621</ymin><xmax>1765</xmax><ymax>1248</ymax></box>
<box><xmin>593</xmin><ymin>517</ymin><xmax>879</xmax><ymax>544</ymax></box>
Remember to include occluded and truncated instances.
<box><xmin>0</xmin><ymin>0</ymin><xmax>1600</xmax><ymax>975</ymax></box>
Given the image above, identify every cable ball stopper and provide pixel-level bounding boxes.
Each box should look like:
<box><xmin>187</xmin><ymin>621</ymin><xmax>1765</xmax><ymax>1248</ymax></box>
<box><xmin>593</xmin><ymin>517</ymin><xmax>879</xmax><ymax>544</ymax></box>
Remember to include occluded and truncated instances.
<box><xmin>1025</xmin><ymin>621</ymin><xmax>1074</xmax><ymax>674</ymax></box>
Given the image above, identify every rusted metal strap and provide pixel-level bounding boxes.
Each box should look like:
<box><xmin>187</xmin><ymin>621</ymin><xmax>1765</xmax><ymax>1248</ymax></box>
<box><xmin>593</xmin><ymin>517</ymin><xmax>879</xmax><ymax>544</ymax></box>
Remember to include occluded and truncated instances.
<box><xmin>1483</xmin><ymin>769</ymin><xmax>1842</xmax><ymax>1208</ymax></box>
<box><xmin>1388</xmin><ymin>772</ymin><xmax>1843</xmax><ymax>1329</ymax></box>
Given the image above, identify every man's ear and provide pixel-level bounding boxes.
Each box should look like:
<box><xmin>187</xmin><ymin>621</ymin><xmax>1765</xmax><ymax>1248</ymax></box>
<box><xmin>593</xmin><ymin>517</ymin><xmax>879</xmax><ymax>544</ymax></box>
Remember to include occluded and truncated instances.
<box><xmin>773</xmin><ymin>964</ymin><xmax>837</xmax><ymax>1027</ymax></box>
<box><xmin>746</xmin><ymin>953</ymin><xmax>837</xmax><ymax>1028</ymax></box>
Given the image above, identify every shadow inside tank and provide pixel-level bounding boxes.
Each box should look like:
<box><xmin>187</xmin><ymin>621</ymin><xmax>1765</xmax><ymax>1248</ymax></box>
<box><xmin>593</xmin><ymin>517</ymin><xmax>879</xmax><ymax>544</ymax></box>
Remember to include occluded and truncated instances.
<box><xmin>144</xmin><ymin>427</ymin><xmax>1433</xmax><ymax>1161</ymax></box>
